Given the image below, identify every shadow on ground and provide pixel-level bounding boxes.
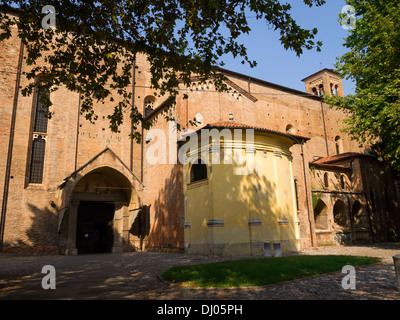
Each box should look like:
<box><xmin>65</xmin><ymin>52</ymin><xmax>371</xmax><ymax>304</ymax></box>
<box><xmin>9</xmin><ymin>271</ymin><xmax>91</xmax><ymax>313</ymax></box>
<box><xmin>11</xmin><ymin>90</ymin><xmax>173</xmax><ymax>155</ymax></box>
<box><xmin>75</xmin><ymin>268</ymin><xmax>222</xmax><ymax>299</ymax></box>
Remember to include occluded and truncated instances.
<box><xmin>0</xmin><ymin>254</ymin><xmax>135</xmax><ymax>300</ymax></box>
<box><xmin>0</xmin><ymin>242</ymin><xmax>399</xmax><ymax>300</ymax></box>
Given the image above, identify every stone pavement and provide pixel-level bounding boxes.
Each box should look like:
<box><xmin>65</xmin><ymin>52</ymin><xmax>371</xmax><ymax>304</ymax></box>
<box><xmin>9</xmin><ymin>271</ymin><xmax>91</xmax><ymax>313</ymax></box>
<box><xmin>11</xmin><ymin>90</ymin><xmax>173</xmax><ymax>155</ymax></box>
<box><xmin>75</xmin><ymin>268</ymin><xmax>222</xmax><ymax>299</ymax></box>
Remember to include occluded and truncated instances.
<box><xmin>0</xmin><ymin>243</ymin><xmax>399</xmax><ymax>300</ymax></box>
<box><xmin>0</xmin><ymin>254</ymin><xmax>135</xmax><ymax>299</ymax></box>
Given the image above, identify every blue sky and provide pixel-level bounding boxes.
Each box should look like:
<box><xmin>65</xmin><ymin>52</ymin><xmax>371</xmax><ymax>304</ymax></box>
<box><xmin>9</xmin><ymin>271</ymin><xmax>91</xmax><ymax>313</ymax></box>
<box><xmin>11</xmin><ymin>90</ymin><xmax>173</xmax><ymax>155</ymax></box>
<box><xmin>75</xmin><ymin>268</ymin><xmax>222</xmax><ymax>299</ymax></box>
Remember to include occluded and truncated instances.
<box><xmin>221</xmin><ymin>0</ymin><xmax>355</xmax><ymax>95</ymax></box>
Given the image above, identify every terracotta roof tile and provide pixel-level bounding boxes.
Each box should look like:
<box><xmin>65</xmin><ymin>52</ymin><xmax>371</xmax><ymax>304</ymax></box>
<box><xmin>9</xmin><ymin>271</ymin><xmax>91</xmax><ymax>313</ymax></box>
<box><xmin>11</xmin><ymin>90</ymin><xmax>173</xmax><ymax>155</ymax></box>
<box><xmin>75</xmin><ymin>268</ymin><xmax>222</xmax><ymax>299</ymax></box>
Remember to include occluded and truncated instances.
<box><xmin>310</xmin><ymin>162</ymin><xmax>352</xmax><ymax>171</ymax></box>
<box><xmin>202</xmin><ymin>121</ymin><xmax>310</xmax><ymax>142</ymax></box>
<box><xmin>312</xmin><ymin>152</ymin><xmax>375</xmax><ymax>165</ymax></box>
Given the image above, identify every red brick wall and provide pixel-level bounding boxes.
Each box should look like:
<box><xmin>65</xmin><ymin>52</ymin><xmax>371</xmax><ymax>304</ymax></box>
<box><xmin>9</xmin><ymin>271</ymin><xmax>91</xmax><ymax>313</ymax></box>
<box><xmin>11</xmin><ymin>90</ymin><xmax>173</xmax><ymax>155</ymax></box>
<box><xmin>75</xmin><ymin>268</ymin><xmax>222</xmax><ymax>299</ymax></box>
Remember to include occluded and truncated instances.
<box><xmin>2</xmin><ymin>28</ymin><xmax>394</xmax><ymax>254</ymax></box>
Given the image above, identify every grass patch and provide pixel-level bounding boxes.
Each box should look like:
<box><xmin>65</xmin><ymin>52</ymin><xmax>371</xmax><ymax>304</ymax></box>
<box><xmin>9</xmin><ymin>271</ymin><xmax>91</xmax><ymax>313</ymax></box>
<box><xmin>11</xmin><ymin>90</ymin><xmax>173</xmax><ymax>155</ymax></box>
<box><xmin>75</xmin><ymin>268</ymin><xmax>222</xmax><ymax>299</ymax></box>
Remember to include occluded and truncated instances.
<box><xmin>161</xmin><ymin>255</ymin><xmax>381</xmax><ymax>288</ymax></box>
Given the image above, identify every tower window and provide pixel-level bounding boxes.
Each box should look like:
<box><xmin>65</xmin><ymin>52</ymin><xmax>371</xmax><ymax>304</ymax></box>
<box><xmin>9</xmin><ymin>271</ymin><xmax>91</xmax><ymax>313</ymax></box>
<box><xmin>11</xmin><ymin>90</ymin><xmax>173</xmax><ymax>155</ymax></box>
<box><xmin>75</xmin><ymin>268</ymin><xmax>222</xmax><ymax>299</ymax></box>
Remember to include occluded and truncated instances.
<box><xmin>330</xmin><ymin>83</ymin><xmax>339</xmax><ymax>95</ymax></box>
<box><xmin>318</xmin><ymin>84</ymin><xmax>324</xmax><ymax>96</ymax></box>
<box><xmin>312</xmin><ymin>87</ymin><xmax>318</xmax><ymax>95</ymax></box>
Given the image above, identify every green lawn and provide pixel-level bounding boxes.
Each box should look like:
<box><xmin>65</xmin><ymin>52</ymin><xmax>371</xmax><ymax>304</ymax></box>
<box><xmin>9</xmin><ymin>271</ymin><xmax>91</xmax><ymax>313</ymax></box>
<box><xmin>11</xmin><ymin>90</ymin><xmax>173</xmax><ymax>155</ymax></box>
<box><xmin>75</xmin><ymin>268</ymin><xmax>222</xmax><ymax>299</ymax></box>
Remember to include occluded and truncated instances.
<box><xmin>160</xmin><ymin>255</ymin><xmax>381</xmax><ymax>288</ymax></box>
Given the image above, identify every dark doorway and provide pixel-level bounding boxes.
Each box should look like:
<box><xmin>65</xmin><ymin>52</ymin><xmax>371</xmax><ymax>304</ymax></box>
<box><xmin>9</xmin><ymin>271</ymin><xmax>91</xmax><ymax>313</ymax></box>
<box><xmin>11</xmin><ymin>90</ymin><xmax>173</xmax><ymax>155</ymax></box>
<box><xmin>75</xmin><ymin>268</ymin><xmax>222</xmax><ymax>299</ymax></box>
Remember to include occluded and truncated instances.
<box><xmin>76</xmin><ymin>202</ymin><xmax>115</xmax><ymax>254</ymax></box>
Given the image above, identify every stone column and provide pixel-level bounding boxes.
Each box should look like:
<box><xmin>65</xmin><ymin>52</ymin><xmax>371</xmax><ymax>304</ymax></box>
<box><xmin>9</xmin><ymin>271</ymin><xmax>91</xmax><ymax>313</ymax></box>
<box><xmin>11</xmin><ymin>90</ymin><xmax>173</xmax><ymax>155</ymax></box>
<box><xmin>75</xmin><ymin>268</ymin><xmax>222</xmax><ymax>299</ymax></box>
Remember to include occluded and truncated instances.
<box><xmin>393</xmin><ymin>254</ymin><xmax>400</xmax><ymax>291</ymax></box>
<box><xmin>66</xmin><ymin>200</ymin><xmax>80</xmax><ymax>255</ymax></box>
<box><xmin>112</xmin><ymin>202</ymin><xmax>125</xmax><ymax>253</ymax></box>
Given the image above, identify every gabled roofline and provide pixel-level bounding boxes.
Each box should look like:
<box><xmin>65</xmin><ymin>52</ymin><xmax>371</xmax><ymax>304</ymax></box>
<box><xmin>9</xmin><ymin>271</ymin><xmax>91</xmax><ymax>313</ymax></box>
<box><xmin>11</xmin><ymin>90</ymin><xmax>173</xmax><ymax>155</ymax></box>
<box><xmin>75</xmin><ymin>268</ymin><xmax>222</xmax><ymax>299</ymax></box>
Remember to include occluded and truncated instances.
<box><xmin>215</xmin><ymin>66</ymin><xmax>322</xmax><ymax>102</ymax></box>
<box><xmin>179</xmin><ymin>121</ymin><xmax>310</xmax><ymax>146</ymax></box>
<box><xmin>1</xmin><ymin>6</ymin><xmax>322</xmax><ymax>103</ymax></box>
<box><xmin>301</xmin><ymin>68</ymin><xmax>340</xmax><ymax>82</ymax></box>
<box><xmin>178</xmin><ymin>75</ymin><xmax>258</xmax><ymax>102</ymax></box>
<box><xmin>59</xmin><ymin>147</ymin><xmax>144</xmax><ymax>189</ymax></box>
<box><xmin>204</xmin><ymin>122</ymin><xmax>310</xmax><ymax>144</ymax></box>
<box><xmin>311</xmin><ymin>152</ymin><xmax>377</xmax><ymax>165</ymax></box>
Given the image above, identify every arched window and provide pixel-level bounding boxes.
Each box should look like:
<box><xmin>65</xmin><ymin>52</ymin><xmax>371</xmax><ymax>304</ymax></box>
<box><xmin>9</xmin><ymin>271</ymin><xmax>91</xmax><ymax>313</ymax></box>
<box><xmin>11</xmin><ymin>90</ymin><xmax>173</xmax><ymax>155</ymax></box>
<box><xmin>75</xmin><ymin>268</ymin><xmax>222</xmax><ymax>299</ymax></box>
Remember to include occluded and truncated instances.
<box><xmin>314</xmin><ymin>199</ymin><xmax>329</xmax><ymax>230</ymax></box>
<box><xmin>324</xmin><ymin>173</ymin><xmax>329</xmax><ymax>188</ymax></box>
<box><xmin>333</xmin><ymin>200</ymin><xmax>348</xmax><ymax>228</ymax></box>
<box><xmin>340</xmin><ymin>175</ymin><xmax>346</xmax><ymax>190</ymax></box>
<box><xmin>144</xmin><ymin>96</ymin><xmax>155</xmax><ymax>117</ymax></box>
<box><xmin>33</xmin><ymin>86</ymin><xmax>50</xmax><ymax>133</ymax></box>
<box><xmin>190</xmin><ymin>159</ymin><xmax>207</xmax><ymax>183</ymax></box>
<box><xmin>312</xmin><ymin>87</ymin><xmax>318</xmax><ymax>95</ymax></box>
<box><xmin>329</xmin><ymin>83</ymin><xmax>339</xmax><ymax>96</ymax></box>
<box><xmin>351</xmin><ymin>201</ymin><xmax>363</xmax><ymax>228</ymax></box>
<box><xmin>335</xmin><ymin>136</ymin><xmax>342</xmax><ymax>155</ymax></box>
<box><xmin>318</xmin><ymin>84</ymin><xmax>324</xmax><ymax>96</ymax></box>
<box><xmin>29</xmin><ymin>85</ymin><xmax>50</xmax><ymax>184</ymax></box>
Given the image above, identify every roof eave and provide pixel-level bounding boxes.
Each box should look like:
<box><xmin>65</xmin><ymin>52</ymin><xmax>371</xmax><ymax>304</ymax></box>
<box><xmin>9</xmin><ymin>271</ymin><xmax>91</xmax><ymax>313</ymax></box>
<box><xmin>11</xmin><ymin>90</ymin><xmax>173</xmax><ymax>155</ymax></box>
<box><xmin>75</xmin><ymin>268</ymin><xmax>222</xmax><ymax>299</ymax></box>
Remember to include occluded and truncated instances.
<box><xmin>309</xmin><ymin>162</ymin><xmax>352</xmax><ymax>172</ymax></box>
<box><xmin>215</xmin><ymin>67</ymin><xmax>322</xmax><ymax>102</ymax></box>
<box><xmin>178</xmin><ymin>123</ymin><xmax>310</xmax><ymax>146</ymax></box>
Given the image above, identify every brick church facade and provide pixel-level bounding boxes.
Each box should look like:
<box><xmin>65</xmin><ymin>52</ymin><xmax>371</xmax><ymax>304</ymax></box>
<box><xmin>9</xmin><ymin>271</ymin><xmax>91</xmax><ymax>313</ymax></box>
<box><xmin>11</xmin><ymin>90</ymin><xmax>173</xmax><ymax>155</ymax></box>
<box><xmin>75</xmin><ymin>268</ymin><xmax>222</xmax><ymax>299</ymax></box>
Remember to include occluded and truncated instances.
<box><xmin>1</xmin><ymin>11</ymin><xmax>400</xmax><ymax>255</ymax></box>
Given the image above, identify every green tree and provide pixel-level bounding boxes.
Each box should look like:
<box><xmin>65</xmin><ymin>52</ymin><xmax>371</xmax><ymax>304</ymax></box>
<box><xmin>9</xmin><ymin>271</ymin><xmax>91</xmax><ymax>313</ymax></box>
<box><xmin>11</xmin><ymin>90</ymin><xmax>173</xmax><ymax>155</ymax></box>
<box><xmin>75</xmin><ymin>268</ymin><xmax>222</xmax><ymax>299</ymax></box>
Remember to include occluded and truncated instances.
<box><xmin>0</xmin><ymin>0</ymin><xmax>324</xmax><ymax>141</ymax></box>
<box><xmin>325</xmin><ymin>0</ymin><xmax>400</xmax><ymax>174</ymax></box>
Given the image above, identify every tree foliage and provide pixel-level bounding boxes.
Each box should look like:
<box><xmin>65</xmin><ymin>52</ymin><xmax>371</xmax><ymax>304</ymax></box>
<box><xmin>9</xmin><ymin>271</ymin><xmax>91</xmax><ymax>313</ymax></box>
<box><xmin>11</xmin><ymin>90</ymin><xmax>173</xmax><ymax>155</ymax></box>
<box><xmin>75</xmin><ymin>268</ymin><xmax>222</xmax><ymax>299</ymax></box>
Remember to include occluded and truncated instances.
<box><xmin>0</xmin><ymin>0</ymin><xmax>324</xmax><ymax>141</ymax></box>
<box><xmin>325</xmin><ymin>0</ymin><xmax>400</xmax><ymax>173</ymax></box>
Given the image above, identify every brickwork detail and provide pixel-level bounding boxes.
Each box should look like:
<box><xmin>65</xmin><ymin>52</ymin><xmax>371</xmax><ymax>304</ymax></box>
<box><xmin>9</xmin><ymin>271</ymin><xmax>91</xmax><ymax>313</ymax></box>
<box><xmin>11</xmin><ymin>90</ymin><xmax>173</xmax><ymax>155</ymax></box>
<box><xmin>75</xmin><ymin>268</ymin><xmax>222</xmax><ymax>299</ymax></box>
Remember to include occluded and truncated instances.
<box><xmin>1</xmin><ymin>27</ymin><xmax>399</xmax><ymax>255</ymax></box>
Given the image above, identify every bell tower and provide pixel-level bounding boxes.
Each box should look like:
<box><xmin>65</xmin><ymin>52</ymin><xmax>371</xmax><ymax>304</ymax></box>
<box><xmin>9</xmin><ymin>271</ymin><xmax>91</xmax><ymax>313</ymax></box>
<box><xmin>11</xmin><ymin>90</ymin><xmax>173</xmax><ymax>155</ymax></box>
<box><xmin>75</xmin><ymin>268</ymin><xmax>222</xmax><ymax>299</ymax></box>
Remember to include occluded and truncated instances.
<box><xmin>302</xmin><ymin>68</ymin><xmax>344</xmax><ymax>97</ymax></box>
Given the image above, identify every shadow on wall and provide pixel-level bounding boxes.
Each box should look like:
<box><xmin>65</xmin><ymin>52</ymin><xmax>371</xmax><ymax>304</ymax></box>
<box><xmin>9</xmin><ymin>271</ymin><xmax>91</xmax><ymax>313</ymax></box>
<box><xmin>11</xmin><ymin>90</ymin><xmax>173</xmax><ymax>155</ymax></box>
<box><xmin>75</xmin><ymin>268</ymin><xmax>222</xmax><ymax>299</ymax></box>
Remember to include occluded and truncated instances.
<box><xmin>141</xmin><ymin>150</ymin><xmax>297</xmax><ymax>255</ymax></box>
<box><xmin>182</xmin><ymin>151</ymin><xmax>295</xmax><ymax>256</ymax></box>
<box><xmin>2</xmin><ymin>203</ymin><xmax>59</xmax><ymax>255</ymax></box>
<box><xmin>361</xmin><ymin>159</ymin><xmax>400</xmax><ymax>242</ymax></box>
<box><xmin>146</xmin><ymin>164</ymin><xmax>184</xmax><ymax>251</ymax></box>
<box><xmin>310</xmin><ymin>153</ymin><xmax>400</xmax><ymax>245</ymax></box>
<box><xmin>129</xmin><ymin>205</ymin><xmax>151</xmax><ymax>251</ymax></box>
<box><xmin>218</xmin><ymin>160</ymin><xmax>295</xmax><ymax>249</ymax></box>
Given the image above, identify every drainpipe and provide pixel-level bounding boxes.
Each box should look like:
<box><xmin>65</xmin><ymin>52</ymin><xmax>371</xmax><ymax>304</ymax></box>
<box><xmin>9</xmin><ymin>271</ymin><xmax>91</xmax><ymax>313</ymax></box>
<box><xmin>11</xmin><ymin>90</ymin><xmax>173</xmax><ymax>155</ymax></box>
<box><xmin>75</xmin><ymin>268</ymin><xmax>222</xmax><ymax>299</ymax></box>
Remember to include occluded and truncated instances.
<box><xmin>74</xmin><ymin>94</ymin><xmax>81</xmax><ymax>171</ymax></box>
<box><xmin>0</xmin><ymin>41</ymin><xmax>24</xmax><ymax>250</ymax></box>
<box><xmin>300</xmin><ymin>140</ymin><xmax>315</xmax><ymax>247</ymax></box>
<box><xmin>320</xmin><ymin>98</ymin><xmax>330</xmax><ymax>157</ymax></box>
<box><xmin>130</xmin><ymin>56</ymin><xmax>137</xmax><ymax>172</ymax></box>
<box><xmin>348</xmin><ymin>161</ymin><xmax>355</xmax><ymax>242</ymax></box>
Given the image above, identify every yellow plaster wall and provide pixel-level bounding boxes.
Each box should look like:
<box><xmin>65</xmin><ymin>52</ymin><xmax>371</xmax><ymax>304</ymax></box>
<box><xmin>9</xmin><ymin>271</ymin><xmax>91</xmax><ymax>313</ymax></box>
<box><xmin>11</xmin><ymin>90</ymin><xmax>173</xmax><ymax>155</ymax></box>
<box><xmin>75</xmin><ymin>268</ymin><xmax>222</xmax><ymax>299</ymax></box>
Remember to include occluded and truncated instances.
<box><xmin>184</xmin><ymin>180</ymin><xmax>210</xmax><ymax>254</ymax></box>
<box><xmin>183</xmin><ymin>130</ymin><xmax>300</xmax><ymax>256</ymax></box>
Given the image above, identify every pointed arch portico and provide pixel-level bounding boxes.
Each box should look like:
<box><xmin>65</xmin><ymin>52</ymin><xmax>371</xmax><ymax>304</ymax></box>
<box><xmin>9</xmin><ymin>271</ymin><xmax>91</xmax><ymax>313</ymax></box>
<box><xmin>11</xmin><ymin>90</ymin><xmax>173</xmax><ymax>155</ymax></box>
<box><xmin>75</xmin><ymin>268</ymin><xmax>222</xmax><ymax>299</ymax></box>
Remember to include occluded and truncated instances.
<box><xmin>55</xmin><ymin>148</ymin><xmax>143</xmax><ymax>255</ymax></box>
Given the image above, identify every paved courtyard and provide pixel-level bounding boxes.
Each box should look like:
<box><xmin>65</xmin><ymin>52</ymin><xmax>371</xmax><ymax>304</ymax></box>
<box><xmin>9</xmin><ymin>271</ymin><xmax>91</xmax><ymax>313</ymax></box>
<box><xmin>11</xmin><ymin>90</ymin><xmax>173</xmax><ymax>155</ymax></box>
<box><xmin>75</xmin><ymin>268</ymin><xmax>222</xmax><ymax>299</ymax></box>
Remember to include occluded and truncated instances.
<box><xmin>0</xmin><ymin>243</ymin><xmax>399</xmax><ymax>300</ymax></box>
